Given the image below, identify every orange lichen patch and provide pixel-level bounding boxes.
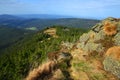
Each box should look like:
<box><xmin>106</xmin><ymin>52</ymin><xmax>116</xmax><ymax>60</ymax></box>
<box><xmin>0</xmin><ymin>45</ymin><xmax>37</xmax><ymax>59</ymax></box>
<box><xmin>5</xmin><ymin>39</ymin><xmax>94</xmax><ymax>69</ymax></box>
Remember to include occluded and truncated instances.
<box><xmin>89</xmin><ymin>59</ymin><xmax>104</xmax><ymax>73</ymax></box>
<box><xmin>104</xmin><ymin>21</ymin><xmax>111</xmax><ymax>26</ymax></box>
<box><xmin>105</xmin><ymin>46</ymin><xmax>120</xmax><ymax>60</ymax></box>
<box><xmin>103</xmin><ymin>22</ymin><xmax>117</xmax><ymax>36</ymax></box>
<box><xmin>26</xmin><ymin>61</ymin><xmax>57</xmax><ymax>80</ymax></box>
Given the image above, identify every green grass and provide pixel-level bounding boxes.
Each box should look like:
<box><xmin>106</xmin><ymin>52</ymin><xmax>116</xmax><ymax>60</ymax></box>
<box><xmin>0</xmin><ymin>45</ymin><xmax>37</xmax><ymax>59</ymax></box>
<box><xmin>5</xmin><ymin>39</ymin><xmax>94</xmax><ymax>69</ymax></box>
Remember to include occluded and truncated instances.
<box><xmin>73</xmin><ymin>61</ymin><xmax>92</xmax><ymax>72</ymax></box>
<box><xmin>91</xmin><ymin>73</ymin><xmax>106</xmax><ymax>80</ymax></box>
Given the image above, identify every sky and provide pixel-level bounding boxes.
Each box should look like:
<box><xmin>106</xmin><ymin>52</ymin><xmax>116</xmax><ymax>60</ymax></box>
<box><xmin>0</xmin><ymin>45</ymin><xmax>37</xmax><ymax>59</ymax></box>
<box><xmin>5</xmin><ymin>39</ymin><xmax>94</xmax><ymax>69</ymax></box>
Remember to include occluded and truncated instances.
<box><xmin>0</xmin><ymin>0</ymin><xmax>120</xmax><ymax>19</ymax></box>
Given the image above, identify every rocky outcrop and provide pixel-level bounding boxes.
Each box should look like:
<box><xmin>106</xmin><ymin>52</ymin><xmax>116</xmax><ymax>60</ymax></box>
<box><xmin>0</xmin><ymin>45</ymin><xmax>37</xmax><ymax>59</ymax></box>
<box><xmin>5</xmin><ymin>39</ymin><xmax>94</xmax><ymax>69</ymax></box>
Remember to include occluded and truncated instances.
<box><xmin>71</xmin><ymin>17</ymin><xmax>120</xmax><ymax>80</ymax></box>
<box><xmin>77</xmin><ymin>17</ymin><xmax>120</xmax><ymax>54</ymax></box>
<box><xmin>44</xmin><ymin>28</ymin><xmax>58</xmax><ymax>38</ymax></box>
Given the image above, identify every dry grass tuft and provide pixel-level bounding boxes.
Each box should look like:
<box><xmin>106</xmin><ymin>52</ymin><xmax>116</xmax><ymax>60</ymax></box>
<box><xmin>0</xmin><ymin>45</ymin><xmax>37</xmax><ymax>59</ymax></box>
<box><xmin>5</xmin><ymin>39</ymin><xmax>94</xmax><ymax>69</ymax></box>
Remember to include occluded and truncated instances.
<box><xmin>47</xmin><ymin>51</ymin><xmax>59</xmax><ymax>61</ymax></box>
<box><xmin>103</xmin><ymin>22</ymin><xmax>117</xmax><ymax>36</ymax></box>
<box><xmin>105</xmin><ymin>46</ymin><xmax>120</xmax><ymax>60</ymax></box>
<box><xmin>26</xmin><ymin>61</ymin><xmax>57</xmax><ymax>80</ymax></box>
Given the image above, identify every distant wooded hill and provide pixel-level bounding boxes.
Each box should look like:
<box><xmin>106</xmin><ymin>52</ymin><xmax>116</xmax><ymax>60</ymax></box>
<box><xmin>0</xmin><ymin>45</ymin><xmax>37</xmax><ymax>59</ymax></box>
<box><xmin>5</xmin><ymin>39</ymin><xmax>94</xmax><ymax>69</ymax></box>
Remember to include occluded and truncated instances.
<box><xmin>0</xmin><ymin>14</ymin><xmax>100</xmax><ymax>29</ymax></box>
<box><xmin>0</xmin><ymin>25</ymin><xmax>32</xmax><ymax>53</ymax></box>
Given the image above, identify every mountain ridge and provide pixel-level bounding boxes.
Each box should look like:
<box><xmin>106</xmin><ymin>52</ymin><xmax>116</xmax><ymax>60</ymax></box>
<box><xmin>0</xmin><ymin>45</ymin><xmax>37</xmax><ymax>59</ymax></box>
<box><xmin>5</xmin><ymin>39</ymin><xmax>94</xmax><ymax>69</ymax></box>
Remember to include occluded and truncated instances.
<box><xmin>0</xmin><ymin>14</ymin><xmax>100</xmax><ymax>29</ymax></box>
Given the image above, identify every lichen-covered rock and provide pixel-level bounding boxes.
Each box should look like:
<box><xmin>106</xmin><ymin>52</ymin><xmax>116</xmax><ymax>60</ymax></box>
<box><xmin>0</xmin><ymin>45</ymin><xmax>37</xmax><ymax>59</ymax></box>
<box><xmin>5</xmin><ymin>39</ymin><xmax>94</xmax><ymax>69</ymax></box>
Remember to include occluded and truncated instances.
<box><xmin>103</xmin><ymin>46</ymin><xmax>120</xmax><ymax>78</ymax></box>
<box><xmin>93</xmin><ymin>30</ymin><xmax>106</xmax><ymax>42</ymax></box>
<box><xmin>114</xmin><ymin>33</ymin><xmax>120</xmax><ymax>46</ymax></box>
<box><xmin>78</xmin><ymin>31</ymin><xmax>105</xmax><ymax>53</ymax></box>
<box><xmin>79</xmin><ymin>33</ymin><xmax>90</xmax><ymax>43</ymax></box>
<box><xmin>92</xmin><ymin>23</ymin><xmax>103</xmax><ymax>32</ymax></box>
<box><xmin>117</xmin><ymin>22</ymin><xmax>120</xmax><ymax>31</ymax></box>
<box><xmin>79</xmin><ymin>31</ymin><xmax>95</xmax><ymax>43</ymax></box>
<box><xmin>103</xmin><ymin>57</ymin><xmax>120</xmax><ymax>78</ymax></box>
<box><xmin>79</xmin><ymin>42</ymin><xmax>104</xmax><ymax>53</ymax></box>
<box><xmin>86</xmin><ymin>42</ymin><xmax>104</xmax><ymax>53</ymax></box>
<box><xmin>102</xmin><ymin>17</ymin><xmax>119</xmax><ymax>23</ymax></box>
<box><xmin>78</xmin><ymin>30</ymin><xmax>104</xmax><ymax>53</ymax></box>
<box><xmin>61</xmin><ymin>41</ymin><xmax>74</xmax><ymax>50</ymax></box>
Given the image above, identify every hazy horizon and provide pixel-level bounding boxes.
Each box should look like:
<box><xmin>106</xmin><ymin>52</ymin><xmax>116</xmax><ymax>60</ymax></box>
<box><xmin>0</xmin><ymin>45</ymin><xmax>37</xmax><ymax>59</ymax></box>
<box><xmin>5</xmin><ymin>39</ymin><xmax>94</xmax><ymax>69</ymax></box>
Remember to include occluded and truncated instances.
<box><xmin>0</xmin><ymin>0</ymin><xmax>120</xmax><ymax>19</ymax></box>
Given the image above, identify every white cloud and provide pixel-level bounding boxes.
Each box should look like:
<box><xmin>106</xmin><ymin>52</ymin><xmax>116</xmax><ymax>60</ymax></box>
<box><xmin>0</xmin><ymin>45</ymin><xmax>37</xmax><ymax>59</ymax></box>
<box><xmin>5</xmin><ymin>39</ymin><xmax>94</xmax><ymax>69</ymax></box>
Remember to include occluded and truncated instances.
<box><xmin>82</xmin><ymin>0</ymin><xmax>120</xmax><ymax>9</ymax></box>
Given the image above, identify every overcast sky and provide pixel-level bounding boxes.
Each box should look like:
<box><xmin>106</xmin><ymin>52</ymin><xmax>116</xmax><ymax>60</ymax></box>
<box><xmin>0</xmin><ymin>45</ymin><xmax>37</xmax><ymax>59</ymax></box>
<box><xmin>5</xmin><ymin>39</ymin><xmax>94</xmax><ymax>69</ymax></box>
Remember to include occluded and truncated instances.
<box><xmin>0</xmin><ymin>0</ymin><xmax>120</xmax><ymax>19</ymax></box>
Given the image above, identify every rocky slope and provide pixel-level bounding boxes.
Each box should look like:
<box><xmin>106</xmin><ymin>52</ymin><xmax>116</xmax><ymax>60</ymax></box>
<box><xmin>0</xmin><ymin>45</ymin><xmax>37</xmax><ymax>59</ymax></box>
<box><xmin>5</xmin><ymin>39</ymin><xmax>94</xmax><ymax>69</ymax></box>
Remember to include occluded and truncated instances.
<box><xmin>70</xmin><ymin>17</ymin><xmax>120</xmax><ymax>80</ymax></box>
<box><xmin>26</xmin><ymin>17</ymin><xmax>120</xmax><ymax>80</ymax></box>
